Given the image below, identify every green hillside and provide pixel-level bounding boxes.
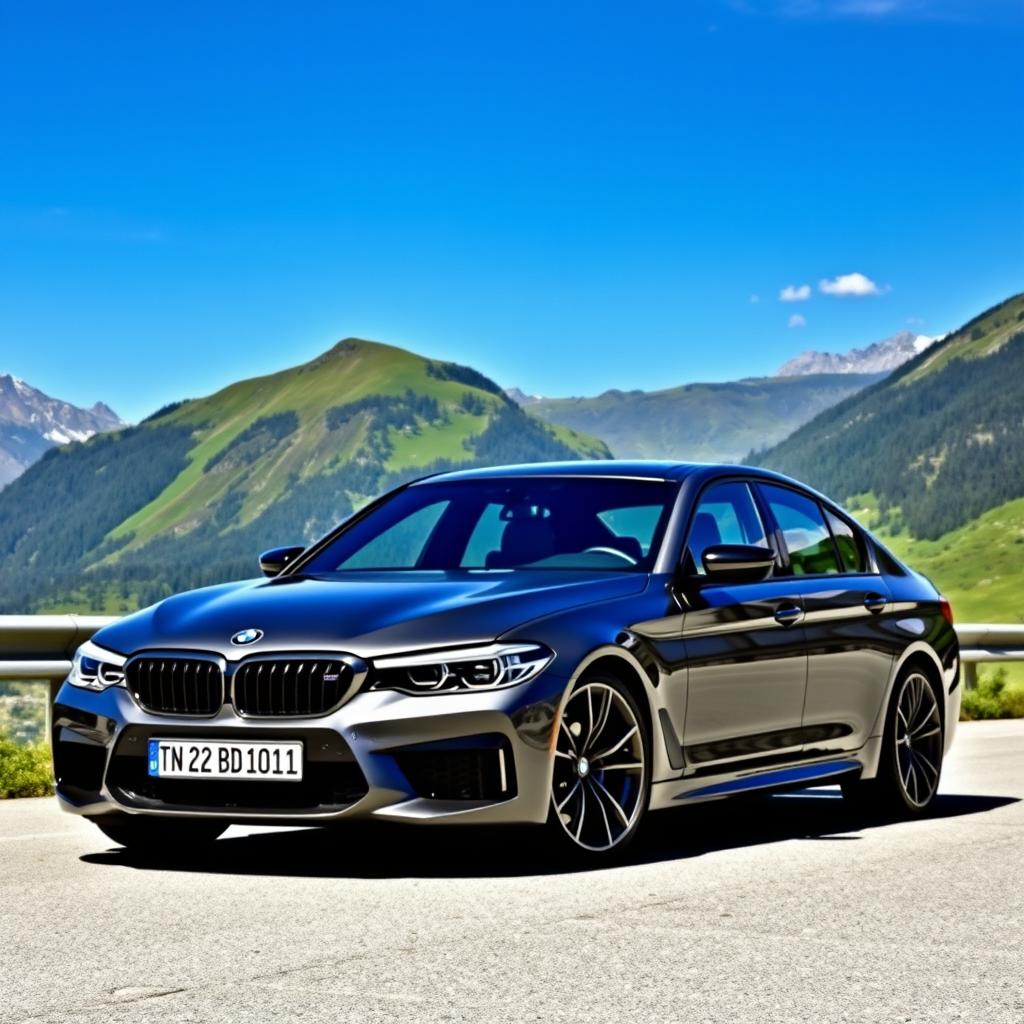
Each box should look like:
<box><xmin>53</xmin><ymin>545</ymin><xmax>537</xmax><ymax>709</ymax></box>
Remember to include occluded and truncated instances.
<box><xmin>847</xmin><ymin>493</ymin><xmax>1024</xmax><ymax>625</ymax></box>
<box><xmin>851</xmin><ymin>493</ymin><xmax>1024</xmax><ymax>690</ymax></box>
<box><xmin>0</xmin><ymin>339</ymin><xmax>609</xmax><ymax>613</ymax></box>
<box><xmin>520</xmin><ymin>373</ymin><xmax>884</xmax><ymax>462</ymax></box>
<box><xmin>755</xmin><ymin>293</ymin><xmax>1024</xmax><ymax>541</ymax></box>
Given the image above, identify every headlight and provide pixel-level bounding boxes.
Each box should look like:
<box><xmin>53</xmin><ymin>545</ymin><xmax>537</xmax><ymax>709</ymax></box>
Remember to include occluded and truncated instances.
<box><xmin>69</xmin><ymin>640</ymin><xmax>127</xmax><ymax>691</ymax></box>
<box><xmin>371</xmin><ymin>643</ymin><xmax>553</xmax><ymax>694</ymax></box>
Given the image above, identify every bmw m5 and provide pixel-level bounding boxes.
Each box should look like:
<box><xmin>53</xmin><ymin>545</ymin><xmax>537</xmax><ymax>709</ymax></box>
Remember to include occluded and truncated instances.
<box><xmin>53</xmin><ymin>461</ymin><xmax>960</xmax><ymax>857</ymax></box>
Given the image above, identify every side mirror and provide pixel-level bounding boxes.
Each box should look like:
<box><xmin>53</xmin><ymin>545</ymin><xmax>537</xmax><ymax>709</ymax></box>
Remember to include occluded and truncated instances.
<box><xmin>259</xmin><ymin>545</ymin><xmax>305</xmax><ymax>578</ymax></box>
<box><xmin>700</xmin><ymin>544</ymin><xmax>775</xmax><ymax>584</ymax></box>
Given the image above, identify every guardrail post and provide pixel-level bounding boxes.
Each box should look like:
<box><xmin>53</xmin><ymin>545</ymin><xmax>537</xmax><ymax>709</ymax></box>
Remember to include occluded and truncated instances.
<box><xmin>963</xmin><ymin>661</ymin><xmax>977</xmax><ymax>691</ymax></box>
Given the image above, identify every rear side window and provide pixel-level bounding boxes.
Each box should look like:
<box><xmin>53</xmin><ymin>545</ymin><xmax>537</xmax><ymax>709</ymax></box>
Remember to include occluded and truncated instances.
<box><xmin>685</xmin><ymin>481</ymin><xmax>769</xmax><ymax>575</ymax></box>
<box><xmin>825</xmin><ymin>509</ymin><xmax>868</xmax><ymax>573</ymax></box>
<box><xmin>759</xmin><ymin>484</ymin><xmax>840</xmax><ymax>576</ymax></box>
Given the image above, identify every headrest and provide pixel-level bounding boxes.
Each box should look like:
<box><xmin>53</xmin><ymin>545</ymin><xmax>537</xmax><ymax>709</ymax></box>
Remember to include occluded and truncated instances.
<box><xmin>500</xmin><ymin>503</ymin><xmax>551</xmax><ymax>522</ymax></box>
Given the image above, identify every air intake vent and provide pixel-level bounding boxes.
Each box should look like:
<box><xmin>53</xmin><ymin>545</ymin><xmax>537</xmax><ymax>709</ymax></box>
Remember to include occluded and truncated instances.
<box><xmin>232</xmin><ymin>659</ymin><xmax>353</xmax><ymax>717</ymax></box>
<box><xmin>127</xmin><ymin>657</ymin><xmax>224</xmax><ymax>716</ymax></box>
<box><xmin>393</xmin><ymin>735</ymin><xmax>516</xmax><ymax>801</ymax></box>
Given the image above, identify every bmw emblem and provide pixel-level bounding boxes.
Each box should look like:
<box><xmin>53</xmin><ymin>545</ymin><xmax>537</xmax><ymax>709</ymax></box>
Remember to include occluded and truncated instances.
<box><xmin>231</xmin><ymin>628</ymin><xmax>264</xmax><ymax>646</ymax></box>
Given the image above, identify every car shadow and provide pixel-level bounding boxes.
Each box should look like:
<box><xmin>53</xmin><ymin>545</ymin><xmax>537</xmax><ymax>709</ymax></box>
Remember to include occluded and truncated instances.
<box><xmin>79</xmin><ymin>789</ymin><xmax>1018</xmax><ymax>879</ymax></box>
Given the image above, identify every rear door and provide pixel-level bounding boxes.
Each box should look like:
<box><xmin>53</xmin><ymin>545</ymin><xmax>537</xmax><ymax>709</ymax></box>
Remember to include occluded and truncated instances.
<box><xmin>679</xmin><ymin>480</ymin><xmax>810</xmax><ymax>770</ymax></box>
<box><xmin>755</xmin><ymin>483</ymin><xmax>896</xmax><ymax>753</ymax></box>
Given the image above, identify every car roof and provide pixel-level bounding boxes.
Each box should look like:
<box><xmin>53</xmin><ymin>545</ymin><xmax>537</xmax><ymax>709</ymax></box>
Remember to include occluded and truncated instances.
<box><xmin>415</xmin><ymin>460</ymin><xmax>692</xmax><ymax>483</ymax></box>
<box><xmin>415</xmin><ymin>460</ymin><xmax>811</xmax><ymax>488</ymax></box>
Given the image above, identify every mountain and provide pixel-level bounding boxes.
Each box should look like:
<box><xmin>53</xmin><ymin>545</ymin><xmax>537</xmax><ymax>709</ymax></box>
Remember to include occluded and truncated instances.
<box><xmin>0</xmin><ymin>374</ymin><xmax>123</xmax><ymax>488</ymax></box>
<box><xmin>0</xmin><ymin>338</ymin><xmax>609</xmax><ymax>613</ymax></box>
<box><xmin>775</xmin><ymin>330</ymin><xmax>940</xmax><ymax>377</ymax></box>
<box><xmin>505</xmin><ymin>387</ymin><xmax>542</xmax><ymax>407</ymax></box>
<box><xmin>754</xmin><ymin>292</ymin><xmax>1024</xmax><ymax>541</ymax></box>
<box><xmin>511</xmin><ymin>373</ymin><xmax>884</xmax><ymax>462</ymax></box>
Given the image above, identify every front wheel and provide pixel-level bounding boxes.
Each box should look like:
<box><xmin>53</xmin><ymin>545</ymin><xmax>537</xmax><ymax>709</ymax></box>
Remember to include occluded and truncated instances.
<box><xmin>94</xmin><ymin>816</ymin><xmax>228</xmax><ymax>851</ymax></box>
<box><xmin>843</xmin><ymin>666</ymin><xmax>944</xmax><ymax>815</ymax></box>
<box><xmin>548</xmin><ymin>674</ymin><xmax>650</xmax><ymax>858</ymax></box>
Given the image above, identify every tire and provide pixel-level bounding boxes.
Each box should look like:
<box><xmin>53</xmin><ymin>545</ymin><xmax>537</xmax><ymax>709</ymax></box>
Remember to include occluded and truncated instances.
<box><xmin>842</xmin><ymin>664</ymin><xmax>944</xmax><ymax>816</ymax></box>
<box><xmin>547</xmin><ymin>673</ymin><xmax>651</xmax><ymax>859</ymax></box>
<box><xmin>94</xmin><ymin>816</ymin><xmax>228</xmax><ymax>851</ymax></box>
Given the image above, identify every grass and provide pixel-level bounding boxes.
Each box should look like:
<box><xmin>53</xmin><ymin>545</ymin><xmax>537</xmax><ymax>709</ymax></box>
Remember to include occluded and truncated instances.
<box><xmin>384</xmin><ymin>410</ymin><xmax>488</xmax><ymax>470</ymax></box>
<box><xmin>0</xmin><ymin>735</ymin><xmax>53</xmax><ymax>798</ymax></box>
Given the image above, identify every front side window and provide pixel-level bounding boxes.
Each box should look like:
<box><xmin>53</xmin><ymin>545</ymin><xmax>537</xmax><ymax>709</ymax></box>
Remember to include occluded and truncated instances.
<box><xmin>685</xmin><ymin>481</ymin><xmax>769</xmax><ymax>575</ymax></box>
<box><xmin>303</xmin><ymin>477</ymin><xmax>678</xmax><ymax>574</ymax></box>
<box><xmin>759</xmin><ymin>484</ymin><xmax>840</xmax><ymax>576</ymax></box>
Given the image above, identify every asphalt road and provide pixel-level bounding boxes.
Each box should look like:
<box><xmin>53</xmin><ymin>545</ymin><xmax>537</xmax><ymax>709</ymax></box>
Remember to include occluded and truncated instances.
<box><xmin>3</xmin><ymin>721</ymin><xmax>1023</xmax><ymax>1024</ymax></box>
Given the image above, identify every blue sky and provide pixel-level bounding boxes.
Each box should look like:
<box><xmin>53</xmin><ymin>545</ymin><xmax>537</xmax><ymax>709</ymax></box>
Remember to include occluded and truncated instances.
<box><xmin>1</xmin><ymin>0</ymin><xmax>1022</xmax><ymax>422</ymax></box>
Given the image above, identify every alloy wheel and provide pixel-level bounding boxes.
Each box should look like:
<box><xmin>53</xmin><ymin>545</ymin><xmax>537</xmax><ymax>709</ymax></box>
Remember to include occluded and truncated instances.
<box><xmin>894</xmin><ymin>672</ymin><xmax>942</xmax><ymax>808</ymax></box>
<box><xmin>551</xmin><ymin>681</ymin><xmax>647</xmax><ymax>852</ymax></box>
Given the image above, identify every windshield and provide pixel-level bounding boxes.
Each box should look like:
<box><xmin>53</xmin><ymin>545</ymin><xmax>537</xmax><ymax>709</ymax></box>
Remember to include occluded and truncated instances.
<box><xmin>301</xmin><ymin>477</ymin><xmax>678</xmax><ymax>574</ymax></box>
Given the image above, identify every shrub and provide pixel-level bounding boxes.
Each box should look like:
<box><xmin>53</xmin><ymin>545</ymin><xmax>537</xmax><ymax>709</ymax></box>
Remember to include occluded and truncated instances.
<box><xmin>0</xmin><ymin>736</ymin><xmax>54</xmax><ymax>798</ymax></box>
<box><xmin>960</xmin><ymin>668</ymin><xmax>1024</xmax><ymax>720</ymax></box>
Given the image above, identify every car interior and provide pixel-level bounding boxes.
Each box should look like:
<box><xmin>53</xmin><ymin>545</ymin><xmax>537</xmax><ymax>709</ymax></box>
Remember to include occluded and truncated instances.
<box><xmin>483</xmin><ymin>502</ymin><xmax>645</xmax><ymax>569</ymax></box>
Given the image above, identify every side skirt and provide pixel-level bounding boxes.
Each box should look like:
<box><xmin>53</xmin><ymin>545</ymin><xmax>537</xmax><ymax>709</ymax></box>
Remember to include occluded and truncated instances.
<box><xmin>649</xmin><ymin>757</ymin><xmax>863</xmax><ymax>809</ymax></box>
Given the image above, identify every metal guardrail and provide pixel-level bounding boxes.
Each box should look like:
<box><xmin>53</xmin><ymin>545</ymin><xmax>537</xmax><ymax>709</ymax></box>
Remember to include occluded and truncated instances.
<box><xmin>956</xmin><ymin>623</ymin><xmax>1024</xmax><ymax>689</ymax></box>
<box><xmin>0</xmin><ymin>615</ymin><xmax>119</xmax><ymax>684</ymax></box>
<box><xmin>0</xmin><ymin>615</ymin><xmax>118</xmax><ymax>735</ymax></box>
<box><xmin>1</xmin><ymin>615</ymin><xmax>1022</xmax><ymax>696</ymax></box>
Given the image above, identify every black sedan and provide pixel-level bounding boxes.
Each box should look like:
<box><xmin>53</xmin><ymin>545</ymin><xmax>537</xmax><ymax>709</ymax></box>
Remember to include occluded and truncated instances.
<box><xmin>53</xmin><ymin>461</ymin><xmax>960</xmax><ymax>858</ymax></box>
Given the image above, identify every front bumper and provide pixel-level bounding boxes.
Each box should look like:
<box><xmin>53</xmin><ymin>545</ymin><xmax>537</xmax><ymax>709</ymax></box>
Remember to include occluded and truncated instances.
<box><xmin>52</xmin><ymin>670</ymin><xmax>568</xmax><ymax>826</ymax></box>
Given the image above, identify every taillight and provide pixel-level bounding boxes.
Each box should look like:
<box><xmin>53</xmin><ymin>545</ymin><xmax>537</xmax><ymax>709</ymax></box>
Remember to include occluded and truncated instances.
<box><xmin>939</xmin><ymin>596</ymin><xmax>954</xmax><ymax>625</ymax></box>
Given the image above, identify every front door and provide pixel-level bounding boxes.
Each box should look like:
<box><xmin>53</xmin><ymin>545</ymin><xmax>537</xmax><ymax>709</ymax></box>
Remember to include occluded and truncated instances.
<box><xmin>679</xmin><ymin>481</ymin><xmax>809</xmax><ymax>770</ymax></box>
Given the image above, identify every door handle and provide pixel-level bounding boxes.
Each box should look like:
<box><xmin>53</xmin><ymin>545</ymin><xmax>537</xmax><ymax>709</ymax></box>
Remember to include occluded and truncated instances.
<box><xmin>864</xmin><ymin>593</ymin><xmax>888</xmax><ymax>613</ymax></box>
<box><xmin>774</xmin><ymin>602</ymin><xmax>803</xmax><ymax>626</ymax></box>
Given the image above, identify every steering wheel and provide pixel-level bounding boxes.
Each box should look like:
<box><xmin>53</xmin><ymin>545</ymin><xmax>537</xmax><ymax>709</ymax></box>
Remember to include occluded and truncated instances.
<box><xmin>583</xmin><ymin>546</ymin><xmax>638</xmax><ymax>565</ymax></box>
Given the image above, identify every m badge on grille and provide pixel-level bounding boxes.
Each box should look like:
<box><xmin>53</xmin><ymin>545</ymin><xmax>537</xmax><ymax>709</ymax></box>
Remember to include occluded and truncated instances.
<box><xmin>231</xmin><ymin>628</ymin><xmax>264</xmax><ymax>646</ymax></box>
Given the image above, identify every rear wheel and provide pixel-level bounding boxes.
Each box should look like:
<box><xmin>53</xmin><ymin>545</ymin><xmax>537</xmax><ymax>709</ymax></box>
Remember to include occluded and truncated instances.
<box><xmin>94</xmin><ymin>816</ymin><xmax>227</xmax><ymax>851</ymax></box>
<box><xmin>548</xmin><ymin>675</ymin><xmax>650</xmax><ymax>858</ymax></box>
<box><xmin>843</xmin><ymin>666</ymin><xmax>944</xmax><ymax>815</ymax></box>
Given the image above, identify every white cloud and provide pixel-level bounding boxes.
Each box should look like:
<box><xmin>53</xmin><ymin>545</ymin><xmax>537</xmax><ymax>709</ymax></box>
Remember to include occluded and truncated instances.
<box><xmin>779</xmin><ymin>283</ymin><xmax>811</xmax><ymax>302</ymax></box>
<box><xmin>819</xmin><ymin>272</ymin><xmax>886</xmax><ymax>297</ymax></box>
<box><xmin>788</xmin><ymin>313</ymin><xmax>807</xmax><ymax>328</ymax></box>
<box><xmin>749</xmin><ymin>293</ymin><xmax>761</xmax><ymax>304</ymax></box>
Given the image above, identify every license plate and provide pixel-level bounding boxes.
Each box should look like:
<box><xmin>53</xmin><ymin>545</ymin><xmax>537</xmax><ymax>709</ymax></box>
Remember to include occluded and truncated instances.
<box><xmin>147</xmin><ymin>739</ymin><xmax>304</xmax><ymax>781</ymax></box>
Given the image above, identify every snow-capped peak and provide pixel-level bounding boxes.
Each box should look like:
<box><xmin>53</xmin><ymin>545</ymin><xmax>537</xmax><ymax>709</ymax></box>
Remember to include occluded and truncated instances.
<box><xmin>1</xmin><ymin>372</ymin><xmax>125</xmax><ymax>488</ymax></box>
<box><xmin>776</xmin><ymin>329</ymin><xmax>945</xmax><ymax>378</ymax></box>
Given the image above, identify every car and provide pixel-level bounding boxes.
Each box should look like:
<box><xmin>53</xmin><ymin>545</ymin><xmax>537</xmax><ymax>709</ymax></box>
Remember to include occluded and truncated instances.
<box><xmin>52</xmin><ymin>461</ymin><xmax>960</xmax><ymax>858</ymax></box>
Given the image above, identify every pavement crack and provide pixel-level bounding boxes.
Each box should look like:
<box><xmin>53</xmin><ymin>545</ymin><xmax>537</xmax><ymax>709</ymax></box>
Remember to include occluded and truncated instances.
<box><xmin>106</xmin><ymin>987</ymin><xmax>189</xmax><ymax>1006</ymax></box>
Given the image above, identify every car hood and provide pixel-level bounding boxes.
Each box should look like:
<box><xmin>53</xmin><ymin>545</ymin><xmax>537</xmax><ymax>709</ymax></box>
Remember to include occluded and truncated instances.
<box><xmin>94</xmin><ymin>570</ymin><xmax>649</xmax><ymax>660</ymax></box>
